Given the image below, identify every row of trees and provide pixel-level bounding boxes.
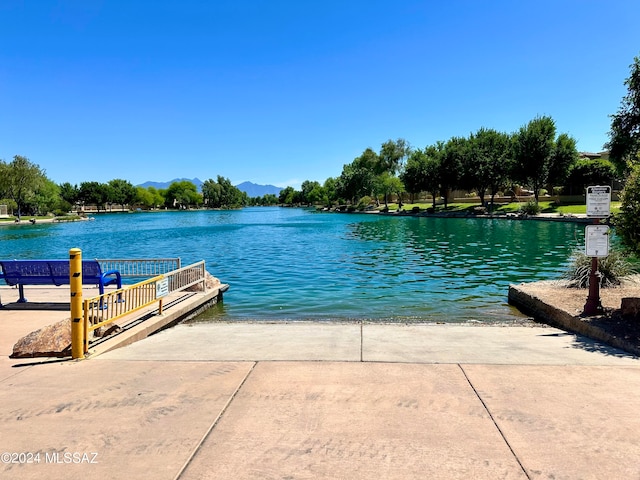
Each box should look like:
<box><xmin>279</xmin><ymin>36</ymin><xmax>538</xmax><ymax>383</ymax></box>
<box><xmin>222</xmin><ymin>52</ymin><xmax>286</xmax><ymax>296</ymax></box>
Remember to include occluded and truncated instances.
<box><xmin>0</xmin><ymin>157</ymin><xmax>251</xmax><ymax>217</ymax></box>
<box><xmin>401</xmin><ymin>117</ymin><xmax>582</xmax><ymax>209</ymax></box>
<box><xmin>277</xmin><ymin>118</ymin><xmax>617</xmax><ymax>211</ymax></box>
<box><xmin>0</xmin><ymin>118</ymin><xmax>618</xmax><ymax>220</ymax></box>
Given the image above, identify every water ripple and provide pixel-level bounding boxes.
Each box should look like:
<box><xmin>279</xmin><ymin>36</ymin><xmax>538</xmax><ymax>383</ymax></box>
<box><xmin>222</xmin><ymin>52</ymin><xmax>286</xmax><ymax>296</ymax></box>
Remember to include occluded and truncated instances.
<box><xmin>0</xmin><ymin>208</ymin><xmax>586</xmax><ymax>323</ymax></box>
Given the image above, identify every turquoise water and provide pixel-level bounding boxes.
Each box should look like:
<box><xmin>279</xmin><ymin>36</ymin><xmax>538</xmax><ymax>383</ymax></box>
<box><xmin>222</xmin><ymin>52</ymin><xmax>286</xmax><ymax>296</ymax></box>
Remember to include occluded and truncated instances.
<box><xmin>0</xmin><ymin>207</ymin><xmax>585</xmax><ymax>323</ymax></box>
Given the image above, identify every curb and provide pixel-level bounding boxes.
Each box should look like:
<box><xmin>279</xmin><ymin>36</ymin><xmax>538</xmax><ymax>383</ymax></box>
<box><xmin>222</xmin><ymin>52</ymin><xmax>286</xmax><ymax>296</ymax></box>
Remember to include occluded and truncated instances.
<box><xmin>508</xmin><ymin>284</ymin><xmax>640</xmax><ymax>357</ymax></box>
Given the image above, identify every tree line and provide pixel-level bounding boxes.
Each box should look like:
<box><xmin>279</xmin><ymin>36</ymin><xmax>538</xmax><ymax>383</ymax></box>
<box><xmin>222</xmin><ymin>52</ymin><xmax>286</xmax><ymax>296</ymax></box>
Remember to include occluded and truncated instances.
<box><xmin>0</xmin><ymin>116</ymin><xmax>625</xmax><ymax>219</ymax></box>
<box><xmin>0</xmin><ymin>160</ymin><xmax>260</xmax><ymax>219</ymax></box>
<box><xmin>277</xmin><ymin>116</ymin><xmax>618</xmax><ymax>211</ymax></box>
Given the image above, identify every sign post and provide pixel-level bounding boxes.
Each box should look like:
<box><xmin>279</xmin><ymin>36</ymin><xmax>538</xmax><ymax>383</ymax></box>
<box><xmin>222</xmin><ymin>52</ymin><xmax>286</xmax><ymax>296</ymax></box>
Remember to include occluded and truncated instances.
<box><xmin>156</xmin><ymin>277</ymin><xmax>169</xmax><ymax>315</ymax></box>
<box><xmin>583</xmin><ymin>186</ymin><xmax>611</xmax><ymax>315</ymax></box>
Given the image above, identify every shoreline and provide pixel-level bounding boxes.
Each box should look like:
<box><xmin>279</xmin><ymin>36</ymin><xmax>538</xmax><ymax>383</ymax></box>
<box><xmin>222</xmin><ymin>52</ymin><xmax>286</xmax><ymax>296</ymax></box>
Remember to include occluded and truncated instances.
<box><xmin>0</xmin><ymin>216</ymin><xmax>92</xmax><ymax>226</ymax></box>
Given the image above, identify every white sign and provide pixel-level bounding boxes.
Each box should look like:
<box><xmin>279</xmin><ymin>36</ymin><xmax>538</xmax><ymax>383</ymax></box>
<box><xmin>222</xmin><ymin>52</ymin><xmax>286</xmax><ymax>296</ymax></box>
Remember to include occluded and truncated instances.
<box><xmin>585</xmin><ymin>225</ymin><xmax>610</xmax><ymax>257</ymax></box>
<box><xmin>156</xmin><ymin>277</ymin><xmax>169</xmax><ymax>298</ymax></box>
<box><xmin>586</xmin><ymin>185</ymin><xmax>611</xmax><ymax>217</ymax></box>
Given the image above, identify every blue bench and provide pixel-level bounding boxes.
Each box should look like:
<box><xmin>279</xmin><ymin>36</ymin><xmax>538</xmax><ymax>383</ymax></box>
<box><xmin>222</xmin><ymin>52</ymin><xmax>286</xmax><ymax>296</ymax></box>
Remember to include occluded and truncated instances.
<box><xmin>0</xmin><ymin>260</ymin><xmax>122</xmax><ymax>304</ymax></box>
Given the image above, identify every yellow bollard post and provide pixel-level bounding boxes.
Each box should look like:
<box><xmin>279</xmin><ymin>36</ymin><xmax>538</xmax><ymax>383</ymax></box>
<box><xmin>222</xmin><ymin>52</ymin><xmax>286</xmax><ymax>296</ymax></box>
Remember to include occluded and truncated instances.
<box><xmin>69</xmin><ymin>248</ymin><xmax>84</xmax><ymax>359</ymax></box>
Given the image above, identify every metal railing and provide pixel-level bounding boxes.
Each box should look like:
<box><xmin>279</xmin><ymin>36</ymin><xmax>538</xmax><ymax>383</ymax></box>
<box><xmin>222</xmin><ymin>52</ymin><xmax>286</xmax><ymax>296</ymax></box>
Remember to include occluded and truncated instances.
<box><xmin>95</xmin><ymin>258</ymin><xmax>181</xmax><ymax>278</ymax></box>
<box><xmin>81</xmin><ymin>260</ymin><xmax>207</xmax><ymax>355</ymax></box>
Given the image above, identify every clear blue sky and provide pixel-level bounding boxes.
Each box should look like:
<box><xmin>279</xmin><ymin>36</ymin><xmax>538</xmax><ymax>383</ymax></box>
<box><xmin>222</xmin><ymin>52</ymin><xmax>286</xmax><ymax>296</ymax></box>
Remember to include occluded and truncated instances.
<box><xmin>2</xmin><ymin>1</ymin><xmax>639</xmax><ymax>190</ymax></box>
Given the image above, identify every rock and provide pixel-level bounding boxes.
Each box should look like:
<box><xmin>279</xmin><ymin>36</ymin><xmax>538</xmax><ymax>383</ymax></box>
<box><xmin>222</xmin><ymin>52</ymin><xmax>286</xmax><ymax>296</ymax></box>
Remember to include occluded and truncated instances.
<box><xmin>621</xmin><ymin>298</ymin><xmax>640</xmax><ymax>319</ymax></box>
<box><xmin>185</xmin><ymin>271</ymin><xmax>221</xmax><ymax>292</ymax></box>
<box><xmin>101</xmin><ymin>324</ymin><xmax>122</xmax><ymax>337</ymax></box>
<box><xmin>10</xmin><ymin>318</ymin><xmax>72</xmax><ymax>358</ymax></box>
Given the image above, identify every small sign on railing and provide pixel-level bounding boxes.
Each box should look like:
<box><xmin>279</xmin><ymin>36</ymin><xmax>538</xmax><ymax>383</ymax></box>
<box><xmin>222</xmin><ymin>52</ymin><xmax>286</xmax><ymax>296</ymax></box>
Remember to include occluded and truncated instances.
<box><xmin>156</xmin><ymin>277</ymin><xmax>169</xmax><ymax>298</ymax></box>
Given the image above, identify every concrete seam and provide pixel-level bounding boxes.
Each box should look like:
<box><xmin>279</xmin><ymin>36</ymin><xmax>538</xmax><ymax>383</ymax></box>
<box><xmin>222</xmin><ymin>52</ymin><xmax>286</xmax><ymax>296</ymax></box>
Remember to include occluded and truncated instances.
<box><xmin>458</xmin><ymin>364</ymin><xmax>531</xmax><ymax>480</ymax></box>
<box><xmin>360</xmin><ymin>321</ymin><xmax>363</xmax><ymax>362</ymax></box>
<box><xmin>173</xmin><ymin>361</ymin><xmax>258</xmax><ymax>480</ymax></box>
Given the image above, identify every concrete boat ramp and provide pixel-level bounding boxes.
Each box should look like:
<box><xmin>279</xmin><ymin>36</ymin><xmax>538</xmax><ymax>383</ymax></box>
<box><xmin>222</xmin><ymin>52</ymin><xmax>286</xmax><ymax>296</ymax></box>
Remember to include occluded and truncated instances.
<box><xmin>1</xmin><ymin>285</ymin><xmax>639</xmax><ymax>479</ymax></box>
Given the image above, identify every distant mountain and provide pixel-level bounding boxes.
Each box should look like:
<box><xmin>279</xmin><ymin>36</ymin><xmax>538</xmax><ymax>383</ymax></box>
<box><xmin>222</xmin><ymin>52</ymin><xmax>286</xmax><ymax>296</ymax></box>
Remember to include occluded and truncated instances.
<box><xmin>138</xmin><ymin>178</ymin><xmax>204</xmax><ymax>191</ymax></box>
<box><xmin>137</xmin><ymin>178</ymin><xmax>282</xmax><ymax>197</ymax></box>
<box><xmin>236</xmin><ymin>181</ymin><xmax>282</xmax><ymax>197</ymax></box>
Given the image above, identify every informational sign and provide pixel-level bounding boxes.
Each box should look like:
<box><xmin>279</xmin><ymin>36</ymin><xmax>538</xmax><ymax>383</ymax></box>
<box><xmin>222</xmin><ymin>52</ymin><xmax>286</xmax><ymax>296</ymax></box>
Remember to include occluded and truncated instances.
<box><xmin>586</xmin><ymin>185</ymin><xmax>611</xmax><ymax>218</ymax></box>
<box><xmin>585</xmin><ymin>225</ymin><xmax>610</xmax><ymax>257</ymax></box>
<box><xmin>156</xmin><ymin>277</ymin><xmax>169</xmax><ymax>298</ymax></box>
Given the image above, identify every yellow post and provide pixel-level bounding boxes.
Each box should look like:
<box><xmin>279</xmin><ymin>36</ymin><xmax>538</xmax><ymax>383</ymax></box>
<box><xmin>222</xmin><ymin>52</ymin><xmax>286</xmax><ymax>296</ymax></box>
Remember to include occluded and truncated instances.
<box><xmin>69</xmin><ymin>248</ymin><xmax>84</xmax><ymax>359</ymax></box>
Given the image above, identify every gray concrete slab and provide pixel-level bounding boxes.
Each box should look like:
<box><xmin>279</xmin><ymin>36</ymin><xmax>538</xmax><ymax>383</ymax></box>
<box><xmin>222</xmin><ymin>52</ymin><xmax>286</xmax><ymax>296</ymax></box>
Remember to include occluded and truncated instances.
<box><xmin>180</xmin><ymin>361</ymin><xmax>528</xmax><ymax>480</ymax></box>
<box><xmin>463</xmin><ymin>365</ymin><xmax>640</xmax><ymax>479</ymax></box>
<box><xmin>99</xmin><ymin>322</ymin><xmax>640</xmax><ymax>366</ymax></box>
<box><xmin>0</xmin><ymin>359</ymin><xmax>254</xmax><ymax>480</ymax></box>
<box><xmin>363</xmin><ymin>324</ymin><xmax>640</xmax><ymax>365</ymax></box>
<box><xmin>99</xmin><ymin>322</ymin><xmax>363</xmax><ymax>362</ymax></box>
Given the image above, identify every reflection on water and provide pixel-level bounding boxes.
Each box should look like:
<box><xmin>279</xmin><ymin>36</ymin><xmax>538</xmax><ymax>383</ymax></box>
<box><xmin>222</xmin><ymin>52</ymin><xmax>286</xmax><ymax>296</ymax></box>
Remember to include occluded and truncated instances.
<box><xmin>0</xmin><ymin>208</ymin><xmax>584</xmax><ymax>323</ymax></box>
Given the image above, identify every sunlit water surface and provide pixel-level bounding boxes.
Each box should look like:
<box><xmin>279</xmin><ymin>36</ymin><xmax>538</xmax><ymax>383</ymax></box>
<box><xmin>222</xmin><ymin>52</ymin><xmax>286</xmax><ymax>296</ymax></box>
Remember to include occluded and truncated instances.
<box><xmin>0</xmin><ymin>207</ymin><xmax>585</xmax><ymax>323</ymax></box>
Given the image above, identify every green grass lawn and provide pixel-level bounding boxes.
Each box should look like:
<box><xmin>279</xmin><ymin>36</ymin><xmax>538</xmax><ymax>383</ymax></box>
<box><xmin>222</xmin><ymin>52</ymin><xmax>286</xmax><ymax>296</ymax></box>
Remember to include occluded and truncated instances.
<box><xmin>382</xmin><ymin>201</ymin><xmax>622</xmax><ymax>215</ymax></box>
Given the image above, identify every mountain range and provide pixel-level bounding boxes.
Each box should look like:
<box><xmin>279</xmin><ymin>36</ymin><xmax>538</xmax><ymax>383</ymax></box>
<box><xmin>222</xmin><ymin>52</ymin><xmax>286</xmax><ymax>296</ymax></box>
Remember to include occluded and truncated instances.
<box><xmin>138</xmin><ymin>178</ymin><xmax>282</xmax><ymax>197</ymax></box>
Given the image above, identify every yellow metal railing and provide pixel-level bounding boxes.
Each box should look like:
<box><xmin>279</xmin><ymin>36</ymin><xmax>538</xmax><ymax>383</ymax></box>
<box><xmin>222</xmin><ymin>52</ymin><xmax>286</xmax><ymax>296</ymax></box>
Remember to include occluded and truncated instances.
<box><xmin>78</xmin><ymin>260</ymin><xmax>207</xmax><ymax>357</ymax></box>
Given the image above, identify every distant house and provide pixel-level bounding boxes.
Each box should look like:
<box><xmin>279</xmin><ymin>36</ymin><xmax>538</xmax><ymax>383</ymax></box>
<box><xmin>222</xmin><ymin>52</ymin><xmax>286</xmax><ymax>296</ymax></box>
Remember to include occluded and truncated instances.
<box><xmin>579</xmin><ymin>151</ymin><xmax>610</xmax><ymax>161</ymax></box>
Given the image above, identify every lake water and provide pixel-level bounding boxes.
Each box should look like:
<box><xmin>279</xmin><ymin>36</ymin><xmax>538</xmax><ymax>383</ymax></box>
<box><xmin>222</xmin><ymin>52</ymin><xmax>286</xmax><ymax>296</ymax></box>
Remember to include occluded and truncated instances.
<box><xmin>0</xmin><ymin>207</ymin><xmax>586</xmax><ymax>323</ymax></box>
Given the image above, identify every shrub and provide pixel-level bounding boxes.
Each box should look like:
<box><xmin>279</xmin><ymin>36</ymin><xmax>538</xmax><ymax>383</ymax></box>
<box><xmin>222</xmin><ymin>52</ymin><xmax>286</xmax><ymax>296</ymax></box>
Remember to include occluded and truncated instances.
<box><xmin>356</xmin><ymin>196</ymin><xmax>372</xmax><ymax>211</ymax></box>
<box><xmin>613</xmin><ymin>163</ymin><xmax>640</xmax><ymax>256</ymax></box>
<box><xmin>563</xmin><ymin>250</ymin><xmax>638</xmax><ymax>288</ymax></box>
<box><xmin>518</xmin><ymin>200</ymin><xmax>541</xmax><ymax>215</ymax></box>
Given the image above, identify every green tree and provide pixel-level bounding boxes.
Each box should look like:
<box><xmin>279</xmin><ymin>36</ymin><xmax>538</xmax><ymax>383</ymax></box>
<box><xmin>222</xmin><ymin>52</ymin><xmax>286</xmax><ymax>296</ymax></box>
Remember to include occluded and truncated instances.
<box><xmin>0</xmin><ymin>155</ymin><xmax>47</xmax><ymax>219</ymax></box>
<box><xmin>440</xmin><ymin>138</ymin><xmax>465</xmax><ymax>208</ymax></box>
<box><xmin>512</xmin><ymin>116</ymin><xmax>557</xmax><ymax>203</ymax></box>
<box><xmin>78</xmin><ymin>181</ymin><xmax>110</xmax><ymax>211</ymax></box>
<box><xmin>548</xmin><ymin>133</ymin><xmax>579</xmax><ymax>191</ymax></box>
<box><xmin>614</xmin><ymin>163</ymin><xmax>640</xmax><ymax>256</ymax></box>
<box><xmin>305</xmin><ymin>183</ymin><xmax>325</xmax><ymax>206</ymax></box>
<box><xmin>375</xmin><ymin>173</ymin><xmax>404</xmax><ymax>209</ymax></box>
<box><xmin>32</xmin><ymin>179</ymin><xmax>61</xmax><ymax>215</ymax></box>
<box><xmin>216</xmin><ymin>175</ymin><xmax>244</xmax><ymax>207</ymax></box>
<box><xmin>135</xmin><ymin>186</ymin><xmax>156</xmax><ymax>210</ymax></box>
<box><xmin>606</xmin><ymin>54</ymin><xmax>640</xmax><ymax>173</ymax></box>
<box><xmin>336</xmin><ymin>148</ymin><xmax>379</xmax><ymax>204</ymax></box>
<box><xmin>377</xmin><ymin>138</ymin><xmax>410</xmax><ymax>176</ymax></box>
<box><xmin>147</xmin><ymin>186</ymin><xmax>165</xmax><ymax>208</ymax></box>
<box><xmin>322</xmin><ymin>177</ymin><xmax>339</xmax><ymax>206</ymax></box>
<box><xmin>461</xmin><ymin>128</ymin><xmax>511</xmax><ymax>208</ymax></box>
<box><xmin>164</xmin><ymin>180</ymin><xmax>201</xmax><ymax>209</ymax></box>
<box><xmin>278</xmin><ymin>186</ymin><xmax>296</xmax><ymax>205</ymax></box>
<box><xmin>300</xmin><ymin>180</ymin><xmax>322</xmax><ymax>205</ymax></box>
<box><xmin>563</xmin><ymin>159</ymin><xmax>617</xmax><ymax>195</ymax></box>
<box><xmin>202</xmin><ymin>178</ymin><xmax>222</xmax><ymax>207</ymax></box>
<box><xmin>400</xmin><ymin>146</ymin><xmax>442</xmax><ymax>209</ymax></box>
<box><xmin>261</xmin><ymin>193</ymin><xmax>279</xmax><ymax>206</ymax></box>
<box><xmin>108</xmin><ymin>179</ymin><xmax>137</xmax><ymax>211</ymax></box>
<box><xmin>59</xmin><ymin>182</ymin><xmax>79</xmax><ymax>207</ymax></box>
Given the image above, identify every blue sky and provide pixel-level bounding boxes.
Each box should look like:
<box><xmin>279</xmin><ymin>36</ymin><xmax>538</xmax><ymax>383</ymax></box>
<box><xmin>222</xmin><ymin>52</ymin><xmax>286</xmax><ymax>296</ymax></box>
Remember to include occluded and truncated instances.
<box><xmin>2</xmin><ymin>1</ymin><xmax>639</xmax><ymax>190</ymax></box>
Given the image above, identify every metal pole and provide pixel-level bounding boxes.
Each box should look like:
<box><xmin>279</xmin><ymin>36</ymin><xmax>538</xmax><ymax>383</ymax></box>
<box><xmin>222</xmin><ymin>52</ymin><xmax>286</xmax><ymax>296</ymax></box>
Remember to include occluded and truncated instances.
<box><xmin>583</xmin><ymin>218</ymin><xmax>602</xmax><ymax>315</ymax></box>
<box><xmin>70</xmin><ymin>248</ymin><xmax>84</xmax><ymax>359</ymax></box>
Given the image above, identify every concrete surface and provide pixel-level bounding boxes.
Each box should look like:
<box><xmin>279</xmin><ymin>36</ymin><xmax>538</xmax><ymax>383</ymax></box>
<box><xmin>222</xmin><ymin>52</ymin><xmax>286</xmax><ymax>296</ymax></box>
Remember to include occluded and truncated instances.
<box><xmin>1</xmin><ymin>286</ymin><xmax>640</xmax><ymax>479</ymax></box>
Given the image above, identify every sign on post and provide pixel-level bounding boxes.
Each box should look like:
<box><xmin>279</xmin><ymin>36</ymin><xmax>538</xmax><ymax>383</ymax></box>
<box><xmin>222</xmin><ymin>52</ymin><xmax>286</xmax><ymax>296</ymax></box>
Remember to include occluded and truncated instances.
<box><xmin>586</xmin><ymin>185</ymin><xmax>611</xmax><ymax>218</ymax></box>
<box><xmin>585</xmin><ymin>225</ymin><xmax>610</xmax><ymax>257</ymax></box>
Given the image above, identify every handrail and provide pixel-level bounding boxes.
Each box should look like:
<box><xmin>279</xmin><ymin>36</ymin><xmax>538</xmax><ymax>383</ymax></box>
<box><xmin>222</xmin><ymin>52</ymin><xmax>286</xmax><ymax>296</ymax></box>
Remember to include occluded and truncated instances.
<box><xmin>81</xmin><ymin>260</ymin><xmax>206</xmax><ymax>355</ymax></box>
<box><xmin>95</xmin><ymin>258</ymin><xmax>181</xmax><ymax>277</ymax></box>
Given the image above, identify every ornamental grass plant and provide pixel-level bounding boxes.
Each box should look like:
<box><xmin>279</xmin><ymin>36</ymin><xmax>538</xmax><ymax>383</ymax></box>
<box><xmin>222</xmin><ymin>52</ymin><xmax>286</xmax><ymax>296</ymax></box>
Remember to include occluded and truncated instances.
<box><xmin>564</xmin><ymin>249</ymin><xmax>638</xmax><ymax>288</ymax></box>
